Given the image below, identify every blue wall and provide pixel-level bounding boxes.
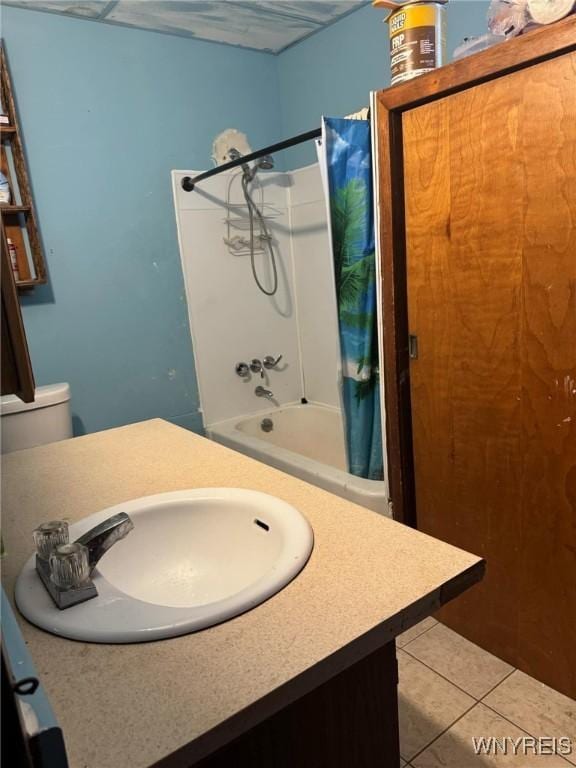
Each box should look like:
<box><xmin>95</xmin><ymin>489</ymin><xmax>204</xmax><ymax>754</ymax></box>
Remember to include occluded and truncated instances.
<box><xmin>278</xmin><ymin>1</ymin><xmax>491</xmax><ymax>167</ymax></box>
<box><xmin>2</xmin><ymin>6</ymin><xmax>281</xmax><ymax>435</ymax></box>
<box><xmin>2</xmin><ymin>2</ymin><xmax>490</xmax><ymax>436</ymax></box>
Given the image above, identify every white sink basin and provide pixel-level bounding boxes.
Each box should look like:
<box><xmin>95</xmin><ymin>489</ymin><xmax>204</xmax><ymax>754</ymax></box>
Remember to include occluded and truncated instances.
<box><xmin>15</xmin><ymin>488</ymin><xmax>314</xmax><ymax>643</ymax></box>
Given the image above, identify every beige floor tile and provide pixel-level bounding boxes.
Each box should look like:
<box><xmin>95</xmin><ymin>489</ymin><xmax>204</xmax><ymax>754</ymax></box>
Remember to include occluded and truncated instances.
<box><xmin>397</xmin><ymin>649</ymin><xmax>476</xmax><ymax>761</ymax></box>
<box><xmin>413</xmin><ymin>703</ymin><xmax>572</xmax><ymax>768</ymax></box>
<box><xmin>484</xmin><ymin>671</ymin><xmax>576</xmax><ymax>765</ymax></box>
<box><xmin>397</xmin><ymin>616</ymin><xmax>438</xmax><ymax>648</ymax></box>
<box><xmin>404</xmin><ymin>623</ymin><xmax>514</xmax><ymax>699</ymax></box>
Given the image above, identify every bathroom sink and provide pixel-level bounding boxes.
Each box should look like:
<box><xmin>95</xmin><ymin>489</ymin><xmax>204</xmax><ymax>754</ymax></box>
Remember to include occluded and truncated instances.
<box><xmin>15</xmin><ymin>489</ymin><xmax>314</xmax><ymax>643</ymax></box>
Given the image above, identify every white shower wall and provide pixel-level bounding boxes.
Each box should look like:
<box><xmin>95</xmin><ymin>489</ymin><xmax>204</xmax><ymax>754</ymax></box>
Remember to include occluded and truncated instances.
<box><xmin>172</xmin><ymin>163</ymin><xmax>340</xmax><ymax>428</ymax></box>
<box><xmin>288</xmin><ymin>164</ymin><xmax>341</xmax><ymax>409</ymax></box>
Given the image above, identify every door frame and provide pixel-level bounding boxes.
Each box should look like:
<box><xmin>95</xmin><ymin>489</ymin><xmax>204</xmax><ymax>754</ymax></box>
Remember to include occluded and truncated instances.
<box><xmin>374</xmin><ymin>17</ymin><xmax>576</xmax><ymax>526</ymax></box>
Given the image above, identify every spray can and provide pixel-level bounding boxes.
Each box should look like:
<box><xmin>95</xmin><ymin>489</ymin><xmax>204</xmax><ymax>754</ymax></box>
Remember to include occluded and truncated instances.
<box><xmin>373</xmin><ymin>0</ymin><xmax>448</xmax><ymax>86</ymax></box>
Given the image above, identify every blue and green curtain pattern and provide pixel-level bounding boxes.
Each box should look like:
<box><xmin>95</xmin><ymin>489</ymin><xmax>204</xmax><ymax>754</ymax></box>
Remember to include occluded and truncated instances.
<box><xmin>323</xmin><ymin>117</ymin><xmax>383</xmax><ymax>481</ymax></box>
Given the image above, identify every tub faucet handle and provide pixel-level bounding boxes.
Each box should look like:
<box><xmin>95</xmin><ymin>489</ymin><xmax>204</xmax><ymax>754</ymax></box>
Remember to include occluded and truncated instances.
<box><xmin>250</xmin><ymin>359</ymin><xmax>264</xmax><ymax>378</ymax></box>
<box><xmin>235</xmin><ymin>362</ymin><xmax>249</xmax><ymax>378</ymax></box>
<box><xmin>263</xmin><ymin>355</ymin><xmax>283</xmax><ymax>370</ymax></box>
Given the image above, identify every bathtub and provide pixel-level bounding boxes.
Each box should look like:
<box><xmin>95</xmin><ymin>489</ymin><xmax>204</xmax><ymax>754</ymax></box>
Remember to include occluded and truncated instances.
<box><xmin>207</xmin><ymin>403</ymin><xmax>390</xmax><ymax>515</ymax></box>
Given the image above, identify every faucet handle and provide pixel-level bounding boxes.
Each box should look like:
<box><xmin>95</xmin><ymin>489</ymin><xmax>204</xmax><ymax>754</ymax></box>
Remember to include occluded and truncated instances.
<box><xmin>250</xmin><ymin>359</ymin><xmax>264</xmax><ymax>378</ymax></box>
<box><xmin>33</xmin><ymin>520</ymin><xmax>69</xmax><ymax>560</ymax></box>
<box><xmin>49</xmin><ymin>543</ymin><xmax>90</xmax><ymax>589</ymax></box>
<box><xmin>235</xmin><ymin>362</ymin><xmax>249</xmax><ymax>378</ymax></box>
<box><xmin>263</xmin><ymin>355</ymin><xmax>283</xmax><ymax>370</ymax></box>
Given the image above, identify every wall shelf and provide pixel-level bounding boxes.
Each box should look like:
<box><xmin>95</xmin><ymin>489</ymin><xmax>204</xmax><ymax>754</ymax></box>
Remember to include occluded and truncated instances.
<box><xmin>1</xmin><ymin>205</ymin><xmax>31</xmax><ymax>214</ymax></box>
<box><xmin>0</xmin><ymin>42</ymin><xmax>47</xmax><ymax>289</ymax></box>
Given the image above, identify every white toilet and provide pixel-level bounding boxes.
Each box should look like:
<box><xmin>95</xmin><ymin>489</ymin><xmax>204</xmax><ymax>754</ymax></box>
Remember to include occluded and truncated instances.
<box><xmin>1</xmin><ymin>383</ymin><xmax>73</xmax><ymax>454</ymax></box>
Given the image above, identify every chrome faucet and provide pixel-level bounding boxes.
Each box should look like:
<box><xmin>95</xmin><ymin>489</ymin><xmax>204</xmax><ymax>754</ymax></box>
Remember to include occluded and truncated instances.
<box><xmin>250</xmin><ymin>359</ymin><xmax>265</xmax><ymax>378</ymax></box>
<box><xmin>255</xmin><ymin>386</ymin><xmax>274</xmax><ymax>400</ymax></box>
<box><xmin>236</xmin><ymin>355</ymin><xmax>283</xmax><ymax>379</ymax></box>
<box><xmin>263</xmin><ymin>354</ymin><xmax>283</xmax><ymax>370</ymax></box>
<box><xmin>34</xmin><ymin>513</ymin><xmax>134</xmax><ymax>610</ymax></box>
<box><xmin>76</xmin><ymin>513</ymin><xmax>134</xmax><ymax>574</ymax></box>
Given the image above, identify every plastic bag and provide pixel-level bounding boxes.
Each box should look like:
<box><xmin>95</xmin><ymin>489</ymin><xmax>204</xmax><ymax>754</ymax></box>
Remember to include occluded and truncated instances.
<box><xmin>0</xmin><ymin>171</ymin><xmax>11</xmax><ymax>204</ymax></box>
<box><xmin>488</xmin><ymin>0</ymin><xmax>531</xmax><ymax>36</ymax></box>
<box><xmin>453</xmin><ymin>33</ymin><xmax>506</xmax><ymax>60</ymax></box>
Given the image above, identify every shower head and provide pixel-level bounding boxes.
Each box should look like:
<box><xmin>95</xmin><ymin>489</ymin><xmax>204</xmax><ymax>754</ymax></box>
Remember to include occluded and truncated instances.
<box><xmin>257</xmin><ymin>155</ymin><xmax>274</xmax><ymax>170</ymax></box>
<box><xmin>246</xmin><ymin>154</ymin><xmax>274</xmax><ymax>181</ymax></box>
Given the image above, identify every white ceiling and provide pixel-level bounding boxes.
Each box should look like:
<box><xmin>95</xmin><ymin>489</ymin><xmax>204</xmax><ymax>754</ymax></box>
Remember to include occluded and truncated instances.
<box><xmin>4</xmin><ymin>1</ymin><xmax>369</xmax><ymax>53</ymax></box>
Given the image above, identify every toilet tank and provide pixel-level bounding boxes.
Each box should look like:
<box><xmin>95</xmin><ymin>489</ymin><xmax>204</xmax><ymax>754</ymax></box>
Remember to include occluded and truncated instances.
<box><xmin>1</xmin><ymin>383</ymin><xmax>73</xmax><ymax>454</ymax></box>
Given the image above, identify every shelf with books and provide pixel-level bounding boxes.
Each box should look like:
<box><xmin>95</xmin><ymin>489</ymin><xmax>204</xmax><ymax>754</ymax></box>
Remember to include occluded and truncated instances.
<box><xmin>0</xmin><ymin>43</ymin><xmax>47</xmax><ymax>289</ymax></box>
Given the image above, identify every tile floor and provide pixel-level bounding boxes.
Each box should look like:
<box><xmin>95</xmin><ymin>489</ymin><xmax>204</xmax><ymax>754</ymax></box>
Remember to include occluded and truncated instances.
<box><xmin>396</xmin><ymin>618</ymin><xmax>576</xmax><ymax>767</ymax></box>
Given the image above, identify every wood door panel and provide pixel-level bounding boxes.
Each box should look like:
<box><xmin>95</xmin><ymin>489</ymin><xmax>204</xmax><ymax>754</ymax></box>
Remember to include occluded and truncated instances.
<box><xmin>517</xmin><ymin>54</ymin><xmax>576</xmax><ymax>685</ymax></box>
<box><xmin>404</xmin><ymin>80</ymin><xmax>525</xmax><ymax>665</ymax></box>
<box><xmin>403</xmin><ymin>53</ymin><xmax>576</xmax><ymax>696</ymax></box>
<box><xmin>402</xmin><ymin>99</ymin><xmax>454</xmax><ymax>537</ymax></box>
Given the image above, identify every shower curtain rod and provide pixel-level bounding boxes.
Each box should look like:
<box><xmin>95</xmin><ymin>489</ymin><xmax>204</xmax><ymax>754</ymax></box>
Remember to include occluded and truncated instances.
<box><xmin>181</xmin><ymin>128</ymin><xmax>321</xmax><ymax>191</ymax></box>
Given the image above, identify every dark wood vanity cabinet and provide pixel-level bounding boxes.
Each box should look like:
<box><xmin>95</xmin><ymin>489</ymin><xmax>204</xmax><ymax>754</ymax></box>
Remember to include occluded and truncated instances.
<box><xmin>1</xmin><ymin>220</ymin><xmax>34</xmax><ymax>402</ymax></box>
<box><xmin>195</xmin><ymin>642</ymin><xmax>400</xmax><ymax>768</ymax></box>
<box><xmin>376</xmin><ymin>17</ymin><xmax>576</xmax><ymax>699</ymax></box>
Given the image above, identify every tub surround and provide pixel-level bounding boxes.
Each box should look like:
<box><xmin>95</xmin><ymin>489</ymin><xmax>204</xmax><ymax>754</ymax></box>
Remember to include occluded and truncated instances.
<box><xmin>172</xmin><ymin>162</ymin><xmax>339</xmax><ymax>427</ymax></box>
<box><xmin>173</xmin><ymin>168</ymin><xmax>299</xmax><ymax>426</ymax></box>
<box><xmin>1</xmin><ymin>420</ymin><xmax>484</xmax><ymax>768</ymax></box>
<box><xmin>173</xmin><ymin>164</ymin><xmax>388</xmax><ymax>511</ymax></box>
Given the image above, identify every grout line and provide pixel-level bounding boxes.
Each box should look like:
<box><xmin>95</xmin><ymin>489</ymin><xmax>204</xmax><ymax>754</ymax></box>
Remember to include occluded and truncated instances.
<box><xmin>478</xmin><ymin>667</ymin><xmax>517</xmax><ymax>702</ymax></box>
<box><xmin>398</xmin><ymin>654</ymin><xmax>518</xmax><ymax>762</ymax></box>
<box><xmin>397</xmin><ymin>626</ymin><xmax>576</xmax><ymax>765</ymax></box>
<box><xmin>400</xmin><ymin>626</ymin><xmax>517</xmax><ymax>703</ymax></box>
<box><xmin>405</xmin><ymin>673</ymin><xmax>574</xmax><ymax>768</ymax></box>
<box><xmin>481</xmin><ymin>701</ymin><xmax>533</xmax><ymax>733</ymax></box>
<box><xmin>405</xmin><ymin>698</ymin><xmax>479</xmax><ymax>764</ymax></box>
<box><xmin>399</xmin><ymin>645</ymin><xmax>484</xmax><ymax>701</ymax></box>
<box><xmin>480</xmin><ymin>699</ymin><xmax>575</xmax><ymax>766</ymax></box>
<box><xmin>398</xmin><ymin>619</ymin><xmax>439</xmax><ymax>649</ymax></box>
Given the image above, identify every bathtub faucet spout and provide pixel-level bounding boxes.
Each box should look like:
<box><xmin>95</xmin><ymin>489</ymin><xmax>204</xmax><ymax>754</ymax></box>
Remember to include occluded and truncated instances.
<box><xmin>255</xmin><ymin>386</ymin><xmax>274</xmax><ymax>400</ymax></box>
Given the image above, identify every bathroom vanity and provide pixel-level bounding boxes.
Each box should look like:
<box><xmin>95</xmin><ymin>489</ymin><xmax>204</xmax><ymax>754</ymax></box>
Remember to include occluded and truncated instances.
<box><xmin>1</xmin><ymin>420</ymin><xmax>484</xmax><ymax>768</ymax></box>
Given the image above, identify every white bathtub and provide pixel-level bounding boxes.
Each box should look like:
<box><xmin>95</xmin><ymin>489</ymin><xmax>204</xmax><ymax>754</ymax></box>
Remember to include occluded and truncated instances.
<box><xmin>207</xmin><ymin>403</ymin><xmax>390</xmax><ymax>515</ymax></box>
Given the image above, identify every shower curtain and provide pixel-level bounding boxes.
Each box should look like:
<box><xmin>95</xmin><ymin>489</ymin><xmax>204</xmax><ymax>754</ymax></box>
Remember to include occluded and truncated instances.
<box><xmin>321</xmin><ymin>117</ymin><xmax>383</xmax><ymax>481</ymax></box>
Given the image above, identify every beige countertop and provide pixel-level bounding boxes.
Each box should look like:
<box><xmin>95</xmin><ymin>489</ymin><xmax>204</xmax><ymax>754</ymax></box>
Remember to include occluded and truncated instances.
<box><xmin>1</xmin><ymin>419</ymin><xmax>484</xmax><ymax>768</ymax></box>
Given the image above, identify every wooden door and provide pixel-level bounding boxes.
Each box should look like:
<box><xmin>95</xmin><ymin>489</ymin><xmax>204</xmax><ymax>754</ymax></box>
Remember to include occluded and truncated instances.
<box><xmin>403</xmin><ymin>53</ymin><xmax>576</xmax><ymax>698</ymax></box>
